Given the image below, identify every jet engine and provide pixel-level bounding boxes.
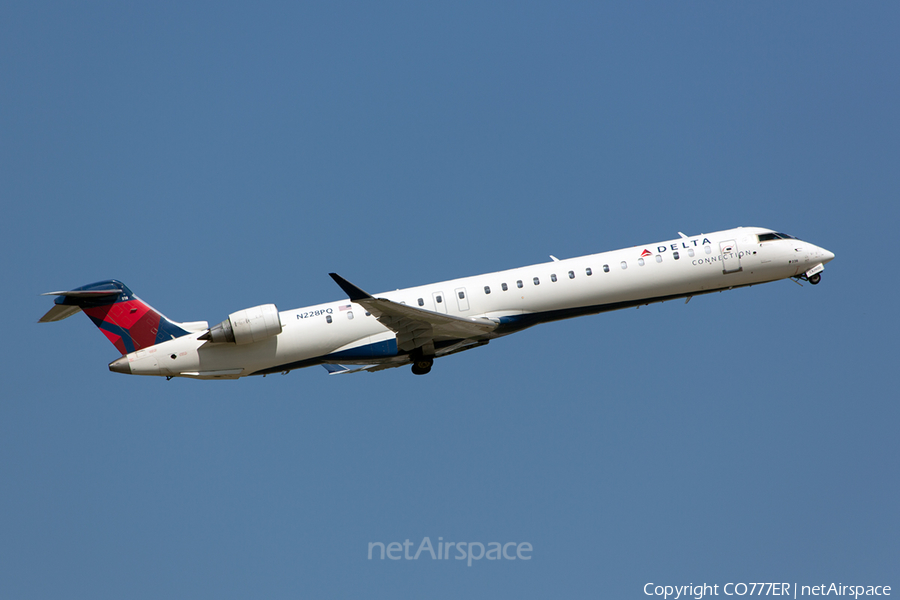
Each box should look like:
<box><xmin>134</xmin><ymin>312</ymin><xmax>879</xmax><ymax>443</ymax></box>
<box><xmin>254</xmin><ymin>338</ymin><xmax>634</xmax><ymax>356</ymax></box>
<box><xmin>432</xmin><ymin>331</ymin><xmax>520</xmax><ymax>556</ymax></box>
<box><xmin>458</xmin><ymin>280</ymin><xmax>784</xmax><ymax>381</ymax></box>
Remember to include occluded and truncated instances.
<box><xmin>200</xmin><ymin>304</ymin><xmax>283</xmax><ymax>344</ymax></box>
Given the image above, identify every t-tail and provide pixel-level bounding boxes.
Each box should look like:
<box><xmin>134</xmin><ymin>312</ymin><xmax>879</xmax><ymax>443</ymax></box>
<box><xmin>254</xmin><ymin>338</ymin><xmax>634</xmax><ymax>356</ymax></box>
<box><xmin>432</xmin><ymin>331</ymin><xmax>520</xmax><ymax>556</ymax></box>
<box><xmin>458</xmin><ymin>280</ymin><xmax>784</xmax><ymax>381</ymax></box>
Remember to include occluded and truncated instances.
<box><xmin>39</xmin><ymin>280</ymin><xmax>200</xmax><ymax>354</ymax></box>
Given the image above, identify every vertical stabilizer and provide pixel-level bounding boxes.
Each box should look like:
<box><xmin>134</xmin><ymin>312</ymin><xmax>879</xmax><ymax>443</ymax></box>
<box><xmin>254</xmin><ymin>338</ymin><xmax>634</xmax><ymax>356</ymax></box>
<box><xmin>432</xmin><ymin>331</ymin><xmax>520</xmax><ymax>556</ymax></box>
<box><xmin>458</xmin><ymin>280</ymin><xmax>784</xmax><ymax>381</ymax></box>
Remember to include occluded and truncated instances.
<box><xmin>39</xmin><ymin>280</ymin><xmax>190</xmax><ymax>354</ymax></box>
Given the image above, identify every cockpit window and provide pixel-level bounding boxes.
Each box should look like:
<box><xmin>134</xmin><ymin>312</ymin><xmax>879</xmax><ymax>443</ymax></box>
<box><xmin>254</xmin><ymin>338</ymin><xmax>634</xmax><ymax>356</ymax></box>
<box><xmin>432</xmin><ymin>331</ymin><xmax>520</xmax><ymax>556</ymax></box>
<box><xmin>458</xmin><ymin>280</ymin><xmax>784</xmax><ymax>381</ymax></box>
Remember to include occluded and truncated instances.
<box><xmin>758</xmin><ymin>232</ymin><xmax>797</xmax><ymax>242</ymax></box>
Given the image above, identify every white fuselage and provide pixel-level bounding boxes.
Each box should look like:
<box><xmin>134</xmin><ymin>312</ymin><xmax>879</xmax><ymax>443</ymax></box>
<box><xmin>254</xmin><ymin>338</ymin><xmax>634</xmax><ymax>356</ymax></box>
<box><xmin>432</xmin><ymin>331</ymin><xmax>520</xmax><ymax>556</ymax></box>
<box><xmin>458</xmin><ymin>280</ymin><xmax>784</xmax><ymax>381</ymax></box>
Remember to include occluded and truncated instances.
<box><xmin>119</xmin><ymin>227</ymin><xmax>834</xmax><ymax>379</ymax></box>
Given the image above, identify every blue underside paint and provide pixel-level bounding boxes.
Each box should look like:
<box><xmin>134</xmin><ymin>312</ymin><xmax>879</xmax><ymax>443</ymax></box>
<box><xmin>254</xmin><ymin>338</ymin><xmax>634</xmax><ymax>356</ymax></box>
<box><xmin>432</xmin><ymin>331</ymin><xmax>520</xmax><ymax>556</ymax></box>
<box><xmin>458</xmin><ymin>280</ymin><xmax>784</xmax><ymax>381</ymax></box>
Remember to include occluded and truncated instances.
<box><xmin>251</xmin><ymin>338</ymin><xmax>400</xmax><ymax>376</ymax></box>
<box><xmin>328</xmin><ymin>338</ymin><xmax>398</xmax><ymax>359</ymax></box>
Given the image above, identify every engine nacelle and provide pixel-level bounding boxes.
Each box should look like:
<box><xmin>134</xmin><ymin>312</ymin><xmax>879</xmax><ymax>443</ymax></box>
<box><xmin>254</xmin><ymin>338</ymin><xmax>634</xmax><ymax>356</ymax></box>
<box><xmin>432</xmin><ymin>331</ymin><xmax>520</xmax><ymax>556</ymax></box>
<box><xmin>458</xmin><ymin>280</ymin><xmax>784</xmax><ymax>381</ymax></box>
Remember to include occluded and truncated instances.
<box><xmin>201</xmin><ymin>304</ymin><xmax>283</xmax><ymax>345</ymax></box>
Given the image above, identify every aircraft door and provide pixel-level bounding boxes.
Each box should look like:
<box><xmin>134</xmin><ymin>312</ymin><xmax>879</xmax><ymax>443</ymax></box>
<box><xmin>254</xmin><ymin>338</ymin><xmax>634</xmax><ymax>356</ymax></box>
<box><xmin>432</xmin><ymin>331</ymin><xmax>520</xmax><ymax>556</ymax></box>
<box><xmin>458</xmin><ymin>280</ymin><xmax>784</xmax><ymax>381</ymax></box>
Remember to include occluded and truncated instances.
<box><xmin>432</xmin><ymin>291</ymin><xmax>447</xmax><ymax>314</ymax></box>
<box><xmin>455</xmin><ymin>288</ymin><xmax>470</xmax><ymax>311</ymax></box>
<box><xmin>720</xmin><ymin>240</ymin><xmax>742</xmax><ymax>274</ymax></box>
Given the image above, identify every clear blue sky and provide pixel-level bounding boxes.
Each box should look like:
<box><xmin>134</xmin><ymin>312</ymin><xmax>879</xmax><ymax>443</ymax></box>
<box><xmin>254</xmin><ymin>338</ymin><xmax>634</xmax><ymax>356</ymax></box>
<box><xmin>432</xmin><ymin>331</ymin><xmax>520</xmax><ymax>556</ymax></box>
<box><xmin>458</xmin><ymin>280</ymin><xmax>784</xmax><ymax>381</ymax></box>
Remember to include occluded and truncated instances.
<box><xmin>2</xmin><ymin>2</ymin><xmax>897</xmax><ymax>598</ymax></box>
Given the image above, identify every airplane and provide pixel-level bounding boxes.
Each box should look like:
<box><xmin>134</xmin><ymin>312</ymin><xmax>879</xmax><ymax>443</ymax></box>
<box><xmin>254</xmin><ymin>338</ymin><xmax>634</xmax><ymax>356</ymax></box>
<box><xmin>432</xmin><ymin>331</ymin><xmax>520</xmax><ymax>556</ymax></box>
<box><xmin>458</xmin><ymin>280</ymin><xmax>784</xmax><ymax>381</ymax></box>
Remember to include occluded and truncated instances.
<box><xmin>39</xmin><ymin>226</ymin><xmax>834</xmax><ymax>379</ymax></box>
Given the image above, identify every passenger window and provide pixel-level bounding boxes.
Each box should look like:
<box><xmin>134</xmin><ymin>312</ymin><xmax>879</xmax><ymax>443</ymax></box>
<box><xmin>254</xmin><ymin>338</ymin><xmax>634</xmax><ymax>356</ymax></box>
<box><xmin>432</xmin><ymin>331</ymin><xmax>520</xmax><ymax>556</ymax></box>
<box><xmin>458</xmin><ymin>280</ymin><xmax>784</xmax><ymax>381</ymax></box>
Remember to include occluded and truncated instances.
<box><xmin>550</xmin><ymin>274</ymin><xmax>557</xmax><ymax>282</ymax></box>
<box><xmin>326</xmin><ymin>315</ymin><xmax>333</xmax><ymax>324</ymax></box>
<box><xmin>418</xmin><ymin>298</ymin><xmax>424</xmax><ymax>306</ymax></box>
<box><xmin>688</xmin><ymin>249</ymin><xmax>694</xmax><ymax>257</ymax></box>
<box><xmin>638</xmin><ymin>258</ymin><xmax>645</xmax><ymax>266</ymax></box>
<box><xmin>655</xmin><ymin>255</ymin><xmax>662</xmax><ymax>263</ymax></box>
<box><xmin>621</xmin><ymin>261</ymin><xmax>627</xmax><ymax>270</ymax></box>
<box><xmin>517</xmin><ymin>280</ymin><xmax>523</xmax><ymax>288</ymax></box>
<box><xmin>458</xmin><ymin>291</ymin><xmax>465</xmax><ymax>299</ymax></box>
<box><xmin>347</xmin><ymin>311</ymin><xmax>354</xmax><ymax>320</ymax></box>
<box><xmin>603</xmin><ymin>264</ymin><xmax>609</xmax><ymax>273</ymax></box>
<box><xmin>533</xmin><ymin>277</ymin><xmax>540</xmax><ymax>285</ymax></box>
<box><xmin>705</xmin><ymin>246</ymin><xmax>712</xmax><ymax>254</ymax></box>
<box><xmin>673</xmin><ymin>251</ymin><xmax>680</xmax><ymax>260</ymax></box>
<box><xmin>502</xmin><ymin>283</ymin><xmax>508</xmax><ymax>291</ymax></box>
<box><xmin>586</xmin><ymin>268</ymin><xmax>593</xmax><ymax>276</ymax></box>
<box><xmin>484</xmin><ymin>286</ymin><xmax>491</xmax><ymax>294</ymax></box>
<box><xmin>568</xmin><ymin>271</ymin><xmax>575</xmax><ymax>279</ymax></box>
<box><xmin>436</xmin><ymin>295</ymin><xmax>442</xmax><ymax>303</ymax></box>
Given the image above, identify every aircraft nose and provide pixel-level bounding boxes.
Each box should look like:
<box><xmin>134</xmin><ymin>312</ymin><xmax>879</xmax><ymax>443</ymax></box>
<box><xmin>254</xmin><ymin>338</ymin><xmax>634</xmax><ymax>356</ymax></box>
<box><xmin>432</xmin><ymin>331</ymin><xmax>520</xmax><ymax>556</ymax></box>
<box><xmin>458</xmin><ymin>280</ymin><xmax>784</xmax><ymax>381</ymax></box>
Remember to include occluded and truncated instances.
<box><xmin>109</xmin><ymin>356</ymin><xmax>132</xmax><ymax>375</ymax></box>
<box><xmin>820</xmin><ymin>247</ymin><xmax>835</xmax><ymax>264</ymax></box>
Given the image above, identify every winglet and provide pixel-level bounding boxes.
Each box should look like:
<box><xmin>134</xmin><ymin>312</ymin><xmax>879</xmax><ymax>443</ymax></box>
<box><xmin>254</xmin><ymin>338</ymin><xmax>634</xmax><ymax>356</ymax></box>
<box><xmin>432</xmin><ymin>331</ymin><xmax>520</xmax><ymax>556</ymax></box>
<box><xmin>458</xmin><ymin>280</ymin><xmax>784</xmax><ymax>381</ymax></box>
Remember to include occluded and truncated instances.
<box><xmin>328</xmin><ymin>273</ymin><xmax>374</xmax><ymax>302</ymax></box>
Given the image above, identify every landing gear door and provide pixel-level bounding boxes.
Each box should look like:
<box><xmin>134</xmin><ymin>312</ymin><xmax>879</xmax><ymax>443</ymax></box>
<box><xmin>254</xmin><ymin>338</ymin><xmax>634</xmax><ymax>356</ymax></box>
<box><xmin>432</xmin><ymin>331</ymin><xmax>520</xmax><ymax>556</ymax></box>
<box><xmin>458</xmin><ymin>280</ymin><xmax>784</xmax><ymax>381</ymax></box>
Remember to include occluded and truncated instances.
<box><xmin>720</xmin><ymin>240</ymin><xmax>742</xmax><ymax>274</ymax></box>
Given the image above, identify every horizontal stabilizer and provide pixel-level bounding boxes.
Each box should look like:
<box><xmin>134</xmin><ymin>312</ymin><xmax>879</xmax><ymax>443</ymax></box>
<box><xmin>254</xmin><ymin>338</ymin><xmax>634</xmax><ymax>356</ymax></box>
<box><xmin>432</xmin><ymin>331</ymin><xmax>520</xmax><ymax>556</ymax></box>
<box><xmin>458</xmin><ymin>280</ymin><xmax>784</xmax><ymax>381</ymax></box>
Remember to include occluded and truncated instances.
<box><xmin>39</xmin><ymin>286</ymin><xmax>123</xmax><ymax>322</ymax></box>
<box><xmin>39</xmin><ymin>303</ymin><xmax>83</xmax><ymax>322</ymax></box>
<box><xmin>41</xmin><ymin>289</ymin><xmax>122</xmax><ymax>299</ymax></box>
